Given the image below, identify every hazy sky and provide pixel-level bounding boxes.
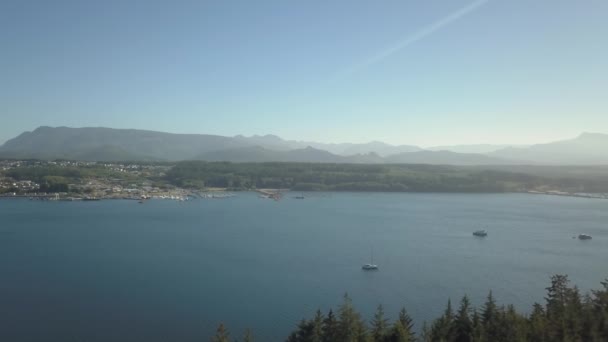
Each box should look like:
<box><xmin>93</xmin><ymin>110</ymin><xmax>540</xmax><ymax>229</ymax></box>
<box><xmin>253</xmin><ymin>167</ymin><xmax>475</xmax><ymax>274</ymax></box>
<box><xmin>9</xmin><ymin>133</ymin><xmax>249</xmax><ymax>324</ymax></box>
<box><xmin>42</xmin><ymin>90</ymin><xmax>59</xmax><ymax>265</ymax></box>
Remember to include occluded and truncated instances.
<box><xmin>1</xmin><ymin>0</ymin><xmax>607</xmax><ymax>146</ymax></box>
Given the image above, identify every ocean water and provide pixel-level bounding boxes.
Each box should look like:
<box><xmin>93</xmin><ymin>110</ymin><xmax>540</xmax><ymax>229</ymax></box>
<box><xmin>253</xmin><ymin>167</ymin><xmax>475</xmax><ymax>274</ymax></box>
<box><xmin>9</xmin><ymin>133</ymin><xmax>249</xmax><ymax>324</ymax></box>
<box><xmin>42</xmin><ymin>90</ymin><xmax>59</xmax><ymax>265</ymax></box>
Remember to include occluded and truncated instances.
<box><xmin>1</xmin><ymin>193</ymin><xmax>607</xmax><ymax>341</ymax></box>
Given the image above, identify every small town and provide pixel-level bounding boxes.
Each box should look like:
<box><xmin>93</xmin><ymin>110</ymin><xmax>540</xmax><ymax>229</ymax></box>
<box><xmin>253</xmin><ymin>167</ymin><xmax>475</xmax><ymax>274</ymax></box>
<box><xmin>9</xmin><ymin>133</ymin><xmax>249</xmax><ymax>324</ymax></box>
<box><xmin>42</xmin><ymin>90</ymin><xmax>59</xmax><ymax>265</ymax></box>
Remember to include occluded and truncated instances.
<box><xmin>0</xmin><ymin>159</ymin><xmax>195</xmax><ymax>201</ymax></box>
<box><xmin>2</xmin><ymin>159</ymin><xmax>608</xmax><ymax>202</ymax></box>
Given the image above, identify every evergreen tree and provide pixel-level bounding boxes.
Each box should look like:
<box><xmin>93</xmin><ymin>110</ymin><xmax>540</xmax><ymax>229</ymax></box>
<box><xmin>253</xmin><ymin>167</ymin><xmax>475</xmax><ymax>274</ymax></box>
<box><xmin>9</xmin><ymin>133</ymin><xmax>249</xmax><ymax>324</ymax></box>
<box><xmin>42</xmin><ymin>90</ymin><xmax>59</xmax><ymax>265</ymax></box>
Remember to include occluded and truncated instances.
<box><xmin>445</xmin><ymin>299</ymin><xmax>454</xmax><ymax>323</ymax></box>
<box><xmin>430</xmin><ymin>300</ymin><xmax>454</xmax><ymax>342</ymax></box>
<box><xmin>322</xmin><ymin>309</ymin><xmax>339</xmax><ymax>342</ymax></box>
<box><xmin>545</xmin><ymin>274</ymin><xmax>569</xmax><ymax>341</ymax></box>
<box><xmin>281</xmin><ymin>275</ymin><xmax>608</xmax><ymax>342</ymax></box>
<box><xmin>371</xmin><ymin>305</ymin><xmax>389</xmax><ymax>342</ymax></box>
<box><xmin>563</xmin><ymin>286</ymin><xmax>584</xmax><ymax>341</ymax></box>
<box><xmin>311</xmin><ymin>310</ymin><xmax>324</xmax><ymax>342</ymax></box>
<box><xmin>420</xmin><ymin>322</ymin><xmax>431</xmax><ymax>342</ymax></box>
<box><xmin>386</xmin><ymin>308</ymin><xmax>415</xmax><ymax>342</ymax></box>
<box><xmin>502</xmin><ymin>304</ymin><xmax>527</xmax><ymax>342</ymax></box>
<box><xmin>286</xmin><ymin>321</ymin><xmax>301</xmax><ymax>342</ymax></box>
<box><xmin>579</xmin><ymin>294</ymin><xmax>595</xmax><ymax>342</ymax></box>
<box><xmin>528</xmin><ymin>302</ymin><xmax>548</xmax><ymax>342</ymax></box>
<box><xmin>353</xmin><ymin>321</ymin><xmax>370</xmax><ymax>342</ymax></box>
<box><xmin>337</xmin><ymin>293</ymin><xmax>368</xmax><ymax>342</ymax></box>
<box><xmin>481</xmin><ymin>291</ymin><xmax>500</xmax><ymax>341</ymax></box>
<box><xmin>470</xmin><ymin>310</ymin><xmax>483</xmax><ymax>342</ymax></box>
<box><xmin>243</xmin><ymin>328</ymin><xmax>254</xmax><ymax>342</ymax></box>
<box><xmin>450</xmin><ymin>296</ymin><xmax>473</xmax><ymax>342</ymax></box>
<box><xmin>301</xmin><ymin>319</ymin><xmax>315</xmax><ymax>341</ymax></box>
<box><xmin>212</xmin><ymin>323</ymin><xmax>230</xmax><ymax>342</ymax></box>
<box><xmin>388</xmin><ymin>321</ymin><xmax>413</xmax><ymax>342</ymax></box>
<box><xmin>287</xmin><ymin>319</ymin><xmax>315</xmax><ymax>342</ymax></box>
<box><xmin>397</xmin><ymin>308</ymin><xmax>416</xmax><ymax>341</ymax></box>
<box><xmin>591</xmin><ymin>279</ymin><xmax>608</xmax><ymax>340</ymax></box>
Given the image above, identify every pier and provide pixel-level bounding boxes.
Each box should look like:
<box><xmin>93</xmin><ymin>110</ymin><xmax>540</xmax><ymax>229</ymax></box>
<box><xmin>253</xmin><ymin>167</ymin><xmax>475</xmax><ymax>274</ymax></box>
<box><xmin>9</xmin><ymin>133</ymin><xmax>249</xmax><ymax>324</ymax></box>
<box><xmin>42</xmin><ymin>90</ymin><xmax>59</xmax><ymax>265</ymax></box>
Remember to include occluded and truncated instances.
<box><xmin>0</xmin><ymin>193</ymin><xmax>60</xmax><ymax>200</ymax></box>
<box><xmin>256</xmin><ymin>189</ymin><xmax>285</xmax><ymax>200</ymax></box>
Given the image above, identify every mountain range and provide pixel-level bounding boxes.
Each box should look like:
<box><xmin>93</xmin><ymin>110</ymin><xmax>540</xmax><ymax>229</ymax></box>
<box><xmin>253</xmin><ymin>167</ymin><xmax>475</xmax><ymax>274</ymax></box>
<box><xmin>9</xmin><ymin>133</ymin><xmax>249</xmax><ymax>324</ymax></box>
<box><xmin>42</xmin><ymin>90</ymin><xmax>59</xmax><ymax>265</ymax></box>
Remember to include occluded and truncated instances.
<box><xmin>1</xmin><ymin>126</ymin><xmax>607</xmax><ymax>165</ymax></box>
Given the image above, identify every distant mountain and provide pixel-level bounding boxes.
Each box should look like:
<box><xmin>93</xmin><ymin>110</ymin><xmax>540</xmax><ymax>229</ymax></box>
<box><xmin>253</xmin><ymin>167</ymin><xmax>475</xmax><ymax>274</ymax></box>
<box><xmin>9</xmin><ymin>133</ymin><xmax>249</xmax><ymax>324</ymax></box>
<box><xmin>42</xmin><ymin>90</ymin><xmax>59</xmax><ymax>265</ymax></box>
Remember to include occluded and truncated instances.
<box><xmin>342</xmin><ymin>152</ymin><xmax>385</xmax><ymax>164</ymax></box>
<box><xmin>337</xmin><ymin>141</ymin><xmax>422</xmax><ymax>156</ymax></box>
<box><xmin>234</xmin><ymin>135</ymin><xmax>422</xmax><ymax>156</ymax></box>
<box><xmin>197</xmin><ymin>147</ymin><xmax>507</xmax><ymax>165</ymax></box>
<box><xmin>427</xmin><ymin>144</ymin><xmax>518</xmax><ymax>154</ymax></box>
<box><xmin>0</xmin><ymin>127</ymin><xmax>423</xmax><ymax>161</ymax></box>
<box><xmin>385</xmin><ymin>150</ymin><xmax>512</xmax><ymax>165</ymax></box>
<box><xmin>1</xmin><ymin>126</ymin><xmax>607</xmax><ymax>165</ymax></box>
<box><xmin>233</xmin><ymin>134</ymin><xmax>300</xmax><ymax>151</ymax></box>
<box><xmin>196</xmin><ymin>146</ymin><xmax>347</xmax><ymax>163</ymax></box>
<box><xmin>286</xmin><ymin>147</ymin><xmax>348</xmax><ymax>163</ymax></box>
<box><xmin>0</xmin><ymin>126</ymin><xmax>248</xmax><ymax>161</ymax></box>
<box><xmin>490</xmin><ymin>133</ymin><xmax>608</xmax><ymax>165</ymax></box>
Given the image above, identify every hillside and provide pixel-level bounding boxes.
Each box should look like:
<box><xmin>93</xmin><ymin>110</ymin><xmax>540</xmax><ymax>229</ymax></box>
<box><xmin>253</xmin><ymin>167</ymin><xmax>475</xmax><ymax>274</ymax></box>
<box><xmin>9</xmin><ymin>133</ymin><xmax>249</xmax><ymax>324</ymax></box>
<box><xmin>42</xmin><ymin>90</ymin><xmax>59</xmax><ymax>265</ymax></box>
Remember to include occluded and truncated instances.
<box><xmin>195</xmin><ymin>146</ymin><xmax>348</xmax><ymax>163</ymax></box>
<box><xmin>384</xmin><ymin>150</ymin><xmax>512</xmax><ymax>165</ymax></box>
<box><xmin>1</xmin><ymin>127</ymin><xmax>608</xmax><ymax>165</ymax></box>
<box><xmin>490</xmin><ymin>132</ymin><xmax>608</xmax><ymax>164</ymax></box>
<box><xmin>0</xmin><ymin>126</ymin><xmax>249</xmax><ymax>161</ymax></box>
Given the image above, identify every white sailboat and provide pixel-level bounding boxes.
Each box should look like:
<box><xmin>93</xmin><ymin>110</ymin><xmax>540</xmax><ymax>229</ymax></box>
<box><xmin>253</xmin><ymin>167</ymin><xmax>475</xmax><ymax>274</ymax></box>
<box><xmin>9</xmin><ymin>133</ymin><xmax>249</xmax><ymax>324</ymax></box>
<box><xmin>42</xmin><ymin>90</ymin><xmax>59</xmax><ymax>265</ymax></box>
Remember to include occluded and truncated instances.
<box><xmin>362</xmin><ymin>248</ymin><xmax>378</xmax><ymax>270</ymax></box>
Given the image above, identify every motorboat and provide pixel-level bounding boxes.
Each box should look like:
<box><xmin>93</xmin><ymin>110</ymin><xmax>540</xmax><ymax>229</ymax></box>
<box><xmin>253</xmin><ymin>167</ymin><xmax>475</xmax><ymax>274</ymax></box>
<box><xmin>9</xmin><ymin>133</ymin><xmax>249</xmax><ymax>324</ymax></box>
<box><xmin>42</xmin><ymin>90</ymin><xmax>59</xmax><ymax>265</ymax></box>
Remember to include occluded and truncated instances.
<box><xmin>578</xmin><ymin>234</ymin><xmax>592</xmax><ymax>240</ymax></box>
<box><xmin>362</xmin><ymin>263</ymin><xmax>378</xmax><ymax>270</ymax></box>
<box><xmin>473</xmin><ymin>230</ymin><xmax>488</xmax><ymax>237</ymax></box>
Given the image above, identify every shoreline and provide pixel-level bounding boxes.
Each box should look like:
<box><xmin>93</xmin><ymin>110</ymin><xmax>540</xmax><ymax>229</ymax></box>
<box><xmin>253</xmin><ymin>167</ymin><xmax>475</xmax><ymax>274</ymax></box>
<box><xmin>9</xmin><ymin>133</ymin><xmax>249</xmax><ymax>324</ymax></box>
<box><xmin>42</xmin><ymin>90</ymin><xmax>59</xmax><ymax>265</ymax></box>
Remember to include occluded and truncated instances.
<box><xmin>2</xmin><ymin>190</ymin><xmax>607</xmax><ymax>201</ymax></box>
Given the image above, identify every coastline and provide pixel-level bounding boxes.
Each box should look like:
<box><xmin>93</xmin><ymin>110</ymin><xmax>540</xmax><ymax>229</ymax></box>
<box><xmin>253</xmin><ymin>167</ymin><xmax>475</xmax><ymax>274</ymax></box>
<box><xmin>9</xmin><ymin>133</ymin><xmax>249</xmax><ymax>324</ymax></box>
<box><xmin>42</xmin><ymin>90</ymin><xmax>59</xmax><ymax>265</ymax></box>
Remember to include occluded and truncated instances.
<box><xmin>2</xmin><ymin>189</ymin><xmax>608</xmax><ymax>201</ymax></box>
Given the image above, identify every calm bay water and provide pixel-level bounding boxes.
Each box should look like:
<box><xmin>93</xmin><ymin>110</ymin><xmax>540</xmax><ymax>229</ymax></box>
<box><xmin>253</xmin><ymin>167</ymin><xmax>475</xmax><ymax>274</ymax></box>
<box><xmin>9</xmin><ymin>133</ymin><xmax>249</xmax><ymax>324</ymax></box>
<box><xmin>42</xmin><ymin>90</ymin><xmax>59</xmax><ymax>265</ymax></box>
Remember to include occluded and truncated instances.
<box><xmin>1</xmin><ymin>193</ymin><xmax>607</xmax><ymax>341</ymax></box>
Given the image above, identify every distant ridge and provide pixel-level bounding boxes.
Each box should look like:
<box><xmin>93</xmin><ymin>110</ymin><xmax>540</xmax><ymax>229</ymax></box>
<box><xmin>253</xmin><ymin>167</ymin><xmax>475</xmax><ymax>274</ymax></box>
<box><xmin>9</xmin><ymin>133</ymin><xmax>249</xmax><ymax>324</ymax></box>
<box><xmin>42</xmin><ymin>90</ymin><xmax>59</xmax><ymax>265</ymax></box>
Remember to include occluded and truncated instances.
<box><xmin>196</xmin><ymin>146</ymin><xmax>348</xmax><ymax>163</ymax></box>
<box><xmin>490</xmin><ymin>132</ymin><xmax>608</xmax><ymax>165</ymax></box>
<box><xmin>234</xmin><ymin>135</ymin><xmax>422</xmax><ymax>156</ymax></box>
<box><xmin>427</xmin><ymin>144</ymin><xmax>520</xmax><ymax>154</ymax></box>
<box><xmin>0</xmin><ymin>126</ymin><xmax>607</xmax><ymax>165</ymax></box>
<box><xmin>0</xmin><ymin>126</ymin><xmax>248</xmax><ymax>161</ymax></box>
<box><xmin>384</xmin><ymin>150</ymin><xmax>513</xmax><ymax>165</ymax></box>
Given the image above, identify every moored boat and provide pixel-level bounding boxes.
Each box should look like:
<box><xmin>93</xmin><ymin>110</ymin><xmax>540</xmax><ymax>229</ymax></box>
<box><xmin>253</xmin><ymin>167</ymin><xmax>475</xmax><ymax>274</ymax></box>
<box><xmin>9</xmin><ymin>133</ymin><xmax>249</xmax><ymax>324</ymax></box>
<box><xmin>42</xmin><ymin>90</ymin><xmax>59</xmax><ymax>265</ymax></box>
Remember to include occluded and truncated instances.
<box><xmin>473</xmin><ymin>230</ymin><xmax>488</xmax><ymax>237</ymax></box>
<box><xmin>578</xmin><ymin>234</ymin><xmax>592</xmax><ymax>240</ymax></box>
<box><xmin>362</xmin><ymin>248</ymin><xmax>378</xmax><ymax>270</ymax></box>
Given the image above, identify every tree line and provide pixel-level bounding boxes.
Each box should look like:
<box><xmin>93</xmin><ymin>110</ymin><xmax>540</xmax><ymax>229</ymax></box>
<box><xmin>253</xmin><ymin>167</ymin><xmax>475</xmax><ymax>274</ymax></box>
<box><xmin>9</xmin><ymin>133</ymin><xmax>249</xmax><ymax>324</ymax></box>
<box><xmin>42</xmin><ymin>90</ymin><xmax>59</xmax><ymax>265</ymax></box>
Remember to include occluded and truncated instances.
<box><xmin>4</xmin><ymin>161</ymin><xmax>607</xmax><ymax>194</ymax></box>
<box><xmin>165</xmin><ymin>162</ymin><xmax>548</xmax><ymax>193</ymax></box>
<box><xmin>210</xmin><ymin>275</ymin><xmax>608</xmax><ymax>341</ymax></box>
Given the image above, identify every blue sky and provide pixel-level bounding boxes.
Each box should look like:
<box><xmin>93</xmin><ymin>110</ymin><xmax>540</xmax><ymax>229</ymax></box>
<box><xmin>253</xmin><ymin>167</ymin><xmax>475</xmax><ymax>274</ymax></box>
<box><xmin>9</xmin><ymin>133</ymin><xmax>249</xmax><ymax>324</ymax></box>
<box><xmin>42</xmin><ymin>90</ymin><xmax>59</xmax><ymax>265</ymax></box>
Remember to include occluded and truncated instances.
<box><xmin>1</xmin><ymin>0</ymin><xmax>607</xmax><ymax>146</ymax></box>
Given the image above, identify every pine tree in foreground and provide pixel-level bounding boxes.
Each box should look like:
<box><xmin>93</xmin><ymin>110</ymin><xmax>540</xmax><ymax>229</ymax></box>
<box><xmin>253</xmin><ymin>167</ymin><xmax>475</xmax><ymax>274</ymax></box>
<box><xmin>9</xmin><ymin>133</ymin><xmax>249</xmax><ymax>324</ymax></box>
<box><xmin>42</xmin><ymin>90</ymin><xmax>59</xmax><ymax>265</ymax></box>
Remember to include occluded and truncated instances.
<box><xmin>243</xmin><ymin>328</ymin><xmax>254</xmax><ymax>342</ymax></box>
<box><xmin>371</xmin><ymin>304</ymin><xmax>389</xmax><ymax>341</ymax></box>
<box><xmin>211</xmin><ymin>323</ymin><xmax>230</xmax><ymax>342</ymax></box>
<box><xmin>209</xmin><ymin>274</ymin><xmax>608</xmax><ymax>342</ymax></box>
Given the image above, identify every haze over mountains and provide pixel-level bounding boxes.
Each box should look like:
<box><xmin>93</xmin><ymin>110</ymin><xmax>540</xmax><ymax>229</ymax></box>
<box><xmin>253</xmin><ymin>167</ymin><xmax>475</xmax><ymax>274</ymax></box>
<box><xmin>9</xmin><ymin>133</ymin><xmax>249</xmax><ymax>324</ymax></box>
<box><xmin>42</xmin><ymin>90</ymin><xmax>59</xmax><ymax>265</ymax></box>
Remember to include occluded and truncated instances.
<box><xmin>1</xmin><ymin>126</ymin><xmax>607</xmax><ymax>165</ymax></box>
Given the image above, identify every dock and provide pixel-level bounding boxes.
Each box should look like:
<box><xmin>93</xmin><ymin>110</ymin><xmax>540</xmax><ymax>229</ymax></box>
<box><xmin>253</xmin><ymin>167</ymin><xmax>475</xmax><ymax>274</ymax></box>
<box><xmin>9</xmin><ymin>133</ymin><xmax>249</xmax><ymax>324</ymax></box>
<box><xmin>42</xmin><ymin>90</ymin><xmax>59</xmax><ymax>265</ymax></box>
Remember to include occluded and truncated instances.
<box><xmin>256</xmin><ymin>189</ymin><xmax>284</xmax><ymax>200</ymax></box>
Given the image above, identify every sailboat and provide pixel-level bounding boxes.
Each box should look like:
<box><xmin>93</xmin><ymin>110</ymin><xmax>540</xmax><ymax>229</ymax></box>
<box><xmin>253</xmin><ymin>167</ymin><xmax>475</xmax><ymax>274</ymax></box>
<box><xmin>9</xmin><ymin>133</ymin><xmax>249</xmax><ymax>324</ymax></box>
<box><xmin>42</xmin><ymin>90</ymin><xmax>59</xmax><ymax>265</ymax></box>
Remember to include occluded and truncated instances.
<box><xmin>362</xmin><ymin>248</ymin><xmax>379</xmax><ymax>270</ymax></box>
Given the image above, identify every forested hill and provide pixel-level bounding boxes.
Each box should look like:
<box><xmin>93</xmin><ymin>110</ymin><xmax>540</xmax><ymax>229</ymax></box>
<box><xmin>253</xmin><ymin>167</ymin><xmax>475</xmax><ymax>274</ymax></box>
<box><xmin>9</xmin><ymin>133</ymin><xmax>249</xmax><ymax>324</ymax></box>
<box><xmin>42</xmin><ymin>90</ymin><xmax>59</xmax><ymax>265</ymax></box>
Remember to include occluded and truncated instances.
<box><xmin>0</xmin><ymin>127</ymin><xmax>510</xmax><ymax>164</ymax></box>
<box><xmin>3</xmin><ymin>127</ymin><xmax>608</xmax><ymax>164</ymax></box>
<box><xmin>0</xmin><ymin>126</ymin><xmax>248</xmax><ymax>161</ymax></box>
<box><xmin>165</xmin><ymin>162</ymin><xmax>608</xmax><ymax>193</ymax></box>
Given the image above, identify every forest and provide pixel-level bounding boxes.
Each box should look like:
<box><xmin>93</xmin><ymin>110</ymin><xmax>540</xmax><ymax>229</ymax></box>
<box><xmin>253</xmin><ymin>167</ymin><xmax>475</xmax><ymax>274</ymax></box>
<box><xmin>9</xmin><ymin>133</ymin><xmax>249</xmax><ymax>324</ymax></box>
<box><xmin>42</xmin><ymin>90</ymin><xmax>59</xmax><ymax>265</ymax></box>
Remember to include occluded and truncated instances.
<box><xmin>165</xmin><ymin>161</ymin><xmax>608</xmax><ymax>193</ymax></box>
<box><xmin>4</xmin><ymin>161</ymin><xmax>608</xmax><ymax>194</ymax></box>
<box><xmin>165</xmin><ymin>162</ymin><xmax>528</xmax><ymax>192</ymax></box>
<box><xmin>210</xmin><ymin>275</ymin><xmax>608</xmax><ymax>341</ymax></box>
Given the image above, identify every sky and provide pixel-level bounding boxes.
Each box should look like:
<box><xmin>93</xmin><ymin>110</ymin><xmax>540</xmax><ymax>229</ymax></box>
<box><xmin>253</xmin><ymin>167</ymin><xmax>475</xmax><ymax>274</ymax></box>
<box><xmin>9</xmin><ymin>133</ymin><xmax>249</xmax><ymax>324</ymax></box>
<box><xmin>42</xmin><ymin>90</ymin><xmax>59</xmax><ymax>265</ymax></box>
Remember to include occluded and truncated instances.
<box><xmin>1</xmin><ymin>0</ymin><xmax>607</xmax><ymax>147</ymax></box>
